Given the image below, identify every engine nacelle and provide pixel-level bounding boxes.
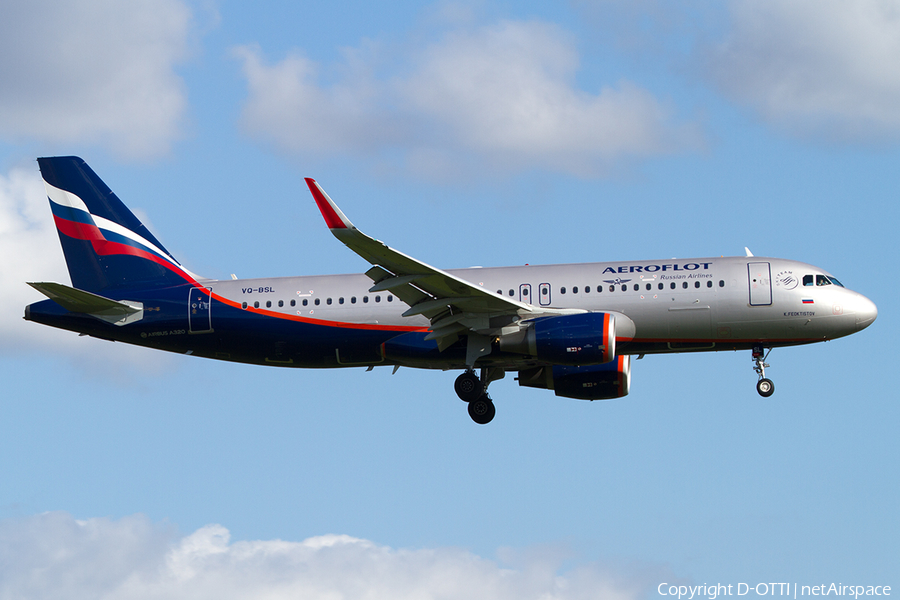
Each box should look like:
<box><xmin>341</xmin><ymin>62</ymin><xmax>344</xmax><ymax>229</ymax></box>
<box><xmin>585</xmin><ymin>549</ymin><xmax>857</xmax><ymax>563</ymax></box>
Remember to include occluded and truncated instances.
<box><xmin>517</xmin><ymin>356</ymin><xmax>631</xmax><ymax>400</ymax></box>
<box><xmin>500</xmin><ymin>312</ymin><xmax>617</xmax><ymax>365</ymax></box>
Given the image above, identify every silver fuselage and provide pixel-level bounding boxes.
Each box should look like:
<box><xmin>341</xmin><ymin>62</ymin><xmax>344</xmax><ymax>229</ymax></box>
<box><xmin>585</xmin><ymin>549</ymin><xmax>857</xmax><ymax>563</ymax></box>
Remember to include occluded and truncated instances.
<box><xmin>207</xmin><ymin>255</ymin><xmax>877</xmax><ymax>358</ymax></box>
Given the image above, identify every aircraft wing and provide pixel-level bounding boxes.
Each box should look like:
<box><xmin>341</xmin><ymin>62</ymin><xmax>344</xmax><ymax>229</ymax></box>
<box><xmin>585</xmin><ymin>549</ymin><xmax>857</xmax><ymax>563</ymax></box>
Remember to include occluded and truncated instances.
<box><xmin>305</xmin><ymin>178</ymin><xmax>541</xmax><ymax>351</ymax></box>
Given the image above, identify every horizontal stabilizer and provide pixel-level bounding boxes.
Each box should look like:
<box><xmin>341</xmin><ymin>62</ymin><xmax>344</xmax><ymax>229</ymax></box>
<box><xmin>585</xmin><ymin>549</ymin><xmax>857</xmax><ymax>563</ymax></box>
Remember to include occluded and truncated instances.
<box><xmin>27</xmin><ymin>282</ymin><xmax>143</xmax><ymax>326</ymax></box>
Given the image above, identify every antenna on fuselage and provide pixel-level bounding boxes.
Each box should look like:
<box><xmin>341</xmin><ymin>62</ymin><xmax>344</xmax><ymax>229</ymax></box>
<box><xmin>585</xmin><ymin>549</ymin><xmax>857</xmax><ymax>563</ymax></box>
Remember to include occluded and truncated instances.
<box><xmin>745</xmin><ymin>247</ymin><xmax>754</xmax><ymax>257</ymax></box>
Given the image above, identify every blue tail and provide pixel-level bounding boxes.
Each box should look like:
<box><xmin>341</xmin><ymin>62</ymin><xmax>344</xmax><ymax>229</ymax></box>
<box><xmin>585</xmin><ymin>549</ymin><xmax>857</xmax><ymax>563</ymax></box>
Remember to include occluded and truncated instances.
<box><xmin>38</xmin><ymin>156</ymin><xmax>195</xmax><ymax>293</ymax></box>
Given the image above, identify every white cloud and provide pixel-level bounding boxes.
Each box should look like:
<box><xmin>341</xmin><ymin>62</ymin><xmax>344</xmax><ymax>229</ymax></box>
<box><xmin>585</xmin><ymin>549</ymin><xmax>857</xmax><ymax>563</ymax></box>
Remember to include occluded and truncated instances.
<box><xmin>703</xmin><ymin>0</ymin><xmax>900</xmax><ymax>143</ymax></box>
<box><xmin>0</xmin><ymin>164</ymin><xmax>71</xmax><ymax>348</ymax></box>
<box><xmin>235</xmin><ymin>20</ymin><xmax>701</xmax><ymax>179</ymax></box>
<box><xmin>0</xmin><ymin>512</ymin><xmax>655</xmax><ymax>600</ymax></box>
<box><xmin>0</xmin><ymin>0</ymin><xmax>191</xmax><ymax>159</ymax></box>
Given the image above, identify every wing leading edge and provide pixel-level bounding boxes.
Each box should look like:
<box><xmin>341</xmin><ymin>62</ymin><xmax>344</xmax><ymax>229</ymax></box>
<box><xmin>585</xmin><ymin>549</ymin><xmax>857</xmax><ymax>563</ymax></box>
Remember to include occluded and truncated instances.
<box><xmin>305</xmin><ymin>178</ymin><xmax>570</xmax><ymax>359</ymax></box>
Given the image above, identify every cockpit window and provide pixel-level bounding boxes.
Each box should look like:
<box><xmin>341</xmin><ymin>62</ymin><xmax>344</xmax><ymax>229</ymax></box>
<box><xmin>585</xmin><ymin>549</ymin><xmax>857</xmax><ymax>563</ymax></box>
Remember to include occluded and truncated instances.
<box><xmin>803</xmin><ymin>275</ymin><xmax>814</xmax><ymax>286</ymax></box>
<box><xmin>816</xmin><ymin>275</ymin><xmax>831</xmax><ymax>286</ymax></box>
<box><xmin>828</xmin><ymin>276</ymin><xmax>844</xmax><ymax>287</ymax></box>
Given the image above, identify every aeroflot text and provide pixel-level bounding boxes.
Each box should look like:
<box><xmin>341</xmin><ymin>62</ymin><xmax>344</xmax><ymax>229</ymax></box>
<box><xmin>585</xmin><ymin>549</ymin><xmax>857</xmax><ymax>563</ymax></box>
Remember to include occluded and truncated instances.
<box><xmin>657</xmin><ymin>583</ymin><xmax>890</xmax><ymax>600</ymax></box>
<box><xmin>602</xmin><ymin>263</ymin><xmax>712</xmax><ymax>274</ymax></box>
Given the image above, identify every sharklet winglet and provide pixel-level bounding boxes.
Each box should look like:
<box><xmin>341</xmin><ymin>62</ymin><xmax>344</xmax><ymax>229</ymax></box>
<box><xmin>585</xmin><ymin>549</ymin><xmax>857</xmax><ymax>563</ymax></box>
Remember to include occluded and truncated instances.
<box><xmin>306</xmin><ymin>178</ymin><xmax>353</xmax><ymax>230</ymax></box>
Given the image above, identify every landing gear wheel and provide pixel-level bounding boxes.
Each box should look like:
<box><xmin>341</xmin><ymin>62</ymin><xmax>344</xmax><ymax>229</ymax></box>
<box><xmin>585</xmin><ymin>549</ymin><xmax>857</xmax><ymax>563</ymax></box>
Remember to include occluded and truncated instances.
<box><xmin>752</xmin><ymin>346</ymin><xmax>774</xmax><ymax>398</ymax></box>
<box><xmin>455</xmin><ymin>371</ymin><xmax>483</xmax><ymax>402</ymax></box>
<box><xmin>756</xmin><ymin>378</ymin><xmax>775</xmax><ymax>397</ymax></box>
<box><xmin>467</xmin><ymin>395</ymin><xmax>496</xmax><ymax>424</ymax></box>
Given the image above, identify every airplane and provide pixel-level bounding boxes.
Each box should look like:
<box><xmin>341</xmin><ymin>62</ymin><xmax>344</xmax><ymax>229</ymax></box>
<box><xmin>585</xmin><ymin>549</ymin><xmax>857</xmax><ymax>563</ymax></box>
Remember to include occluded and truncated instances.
<box><xmin>25</xmin><ymin>156</ymin><xmax>877</xmax><ymax>424</ymax></box>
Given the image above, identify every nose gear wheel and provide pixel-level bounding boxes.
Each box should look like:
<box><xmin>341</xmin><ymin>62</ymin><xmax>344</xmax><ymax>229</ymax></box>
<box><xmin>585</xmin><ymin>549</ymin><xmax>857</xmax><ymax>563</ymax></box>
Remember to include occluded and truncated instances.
<box><xmin>752</xmin><ymin>345</ymin><xmax>775</xmax><ymax>397</ymax></box>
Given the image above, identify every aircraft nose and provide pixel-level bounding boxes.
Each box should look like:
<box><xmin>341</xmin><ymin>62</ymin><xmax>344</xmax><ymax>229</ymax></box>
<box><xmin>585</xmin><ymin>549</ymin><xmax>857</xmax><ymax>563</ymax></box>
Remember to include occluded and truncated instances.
<box><xmin>855</xmin><ymin>295</ymin><xmax>877</xmax><ymax>331</ymax></box>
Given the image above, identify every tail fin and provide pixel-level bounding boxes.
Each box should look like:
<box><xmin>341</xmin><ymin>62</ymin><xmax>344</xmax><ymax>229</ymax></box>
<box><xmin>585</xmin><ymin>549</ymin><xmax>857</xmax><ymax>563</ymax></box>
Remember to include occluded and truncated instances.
<box><xmin>38</xmin><ymin>156</ymin><xmax>195</xmax><ymax>293</ymax></box>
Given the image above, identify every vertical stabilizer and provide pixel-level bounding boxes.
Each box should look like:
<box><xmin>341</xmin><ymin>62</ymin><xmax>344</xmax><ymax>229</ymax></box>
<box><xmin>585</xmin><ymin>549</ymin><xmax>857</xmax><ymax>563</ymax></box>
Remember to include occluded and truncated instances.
<box><xmin>38</xmin><ymin>156</ymin><xmax>194</xmax><ymax>293</ymax></box>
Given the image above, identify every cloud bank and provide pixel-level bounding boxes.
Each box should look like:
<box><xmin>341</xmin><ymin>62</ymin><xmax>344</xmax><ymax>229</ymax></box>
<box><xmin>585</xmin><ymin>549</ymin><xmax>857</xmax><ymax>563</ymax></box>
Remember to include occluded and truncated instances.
<box><xmin>0</xmin><ymin>0</ymin><xmax>191</xmax><ymax>159</ymax></box>
<box><xmin>0</xmin><ymin>512</ymin><xmax>655</xmax><ymax>600</ymax></box>
<box><xmin>0</xmin><ymin>165</ymin><xmax>72</xmax><ymax>350</ymax></box>
<box><xmin>704</xmin><ymin>0</ymin><xmax>900</xmax><ymax>143</ymax></box>
<box><xmin>235</xmin><ymin>20</ymin><xmax>701</xmax><ymax>179</ymax></box>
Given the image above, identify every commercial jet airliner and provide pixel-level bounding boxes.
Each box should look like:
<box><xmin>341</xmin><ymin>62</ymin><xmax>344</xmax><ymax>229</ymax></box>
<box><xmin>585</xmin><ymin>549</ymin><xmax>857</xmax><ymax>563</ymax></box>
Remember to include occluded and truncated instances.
<box><xmin>25</xmin><ymin>157</ymin><xmax>877</xmax><ymax>423</ymax></box>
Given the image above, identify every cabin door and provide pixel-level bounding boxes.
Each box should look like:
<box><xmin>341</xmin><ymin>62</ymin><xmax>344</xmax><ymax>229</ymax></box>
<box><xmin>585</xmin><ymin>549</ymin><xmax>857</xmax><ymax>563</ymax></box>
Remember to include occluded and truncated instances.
<box><xmin>189</xmin><ymin>287</ymin><xmax>213</xmax><ymax>333</ymax></box>
<box><xmin>748</xmin><ymin>262</ymin><xmax>772</xmax><ymax>306</ymax></box>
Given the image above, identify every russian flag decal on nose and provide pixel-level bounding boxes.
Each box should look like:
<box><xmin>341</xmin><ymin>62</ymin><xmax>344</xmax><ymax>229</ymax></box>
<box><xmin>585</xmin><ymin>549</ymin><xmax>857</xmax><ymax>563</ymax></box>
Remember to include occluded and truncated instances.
<box><xmin>802</xmin><ymin>299</ymin><xmax>814</xmax><ymax>304</ymax></box>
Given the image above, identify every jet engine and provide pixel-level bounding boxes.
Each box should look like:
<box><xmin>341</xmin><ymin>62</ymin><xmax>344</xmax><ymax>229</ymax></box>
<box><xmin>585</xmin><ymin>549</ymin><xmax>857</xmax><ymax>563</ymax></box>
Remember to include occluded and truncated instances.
<box><xmin>499</xmin><ymin>312</ymin><xmax>622</xmax><ymax>365</ymax></box>
<box><xmin>517</xmin><ymin>356</ymin><xmax>632</xmax><ymax>400</ymax></box>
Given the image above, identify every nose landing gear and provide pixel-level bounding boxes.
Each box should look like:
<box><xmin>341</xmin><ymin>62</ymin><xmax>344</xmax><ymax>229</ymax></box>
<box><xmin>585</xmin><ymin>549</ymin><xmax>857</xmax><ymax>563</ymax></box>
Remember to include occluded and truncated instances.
<box><xmin>752</xmin><ymin>345</ymin><xmax>775</xmax><ymax>397</ymax></box>
<box><xmin>454</xmin><ymin>368</ymin><xmax>504</xmax><ymax>424</ymax></box>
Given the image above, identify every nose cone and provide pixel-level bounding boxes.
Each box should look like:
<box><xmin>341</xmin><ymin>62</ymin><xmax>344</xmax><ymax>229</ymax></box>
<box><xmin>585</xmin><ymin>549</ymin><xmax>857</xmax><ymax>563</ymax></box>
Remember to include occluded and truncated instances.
<box><xmin>856</xmin><ymin>295</ymin><xmax>878</xmax><ymax>331</ymax></box>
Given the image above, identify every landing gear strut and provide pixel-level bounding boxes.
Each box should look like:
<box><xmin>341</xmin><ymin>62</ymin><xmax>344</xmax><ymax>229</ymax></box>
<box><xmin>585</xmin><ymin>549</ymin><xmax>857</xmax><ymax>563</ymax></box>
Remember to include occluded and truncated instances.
<box><xmin>454</xmin><ymin>368</ymin><xmax>503</xmax><ymax>424</ymax></box>
<box><xmin>752</xmin><ymin>345</ymin><xmax>775</xmax><ymax>397</ymax></box>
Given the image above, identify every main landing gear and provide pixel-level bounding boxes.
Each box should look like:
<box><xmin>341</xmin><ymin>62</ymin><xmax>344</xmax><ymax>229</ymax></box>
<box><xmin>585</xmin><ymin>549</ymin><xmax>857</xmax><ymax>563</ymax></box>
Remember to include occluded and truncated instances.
<box><xmin>752</xmin><ymin>345</ymin><xmax>775</xmax><ymax>397</ymax></box>
<box><xmin>454</xmin><ymin>369</ymin><xmax>503</xmax><ymax>424</ymax></box>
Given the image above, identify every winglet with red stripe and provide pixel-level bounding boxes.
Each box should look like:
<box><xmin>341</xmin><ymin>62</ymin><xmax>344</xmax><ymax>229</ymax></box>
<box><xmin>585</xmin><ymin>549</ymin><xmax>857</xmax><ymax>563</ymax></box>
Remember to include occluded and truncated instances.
<box><xmin>305</xmin><ymin>178</ymin><xmax>354</xmax><ymax>230</ymax></box>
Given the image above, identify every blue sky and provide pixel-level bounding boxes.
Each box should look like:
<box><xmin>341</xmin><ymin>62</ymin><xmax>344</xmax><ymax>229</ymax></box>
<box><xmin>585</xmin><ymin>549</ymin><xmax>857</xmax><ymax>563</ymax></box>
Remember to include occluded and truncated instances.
<box><xmin>0</xmin><ymin>0</ymin><xmax>897</xmax><ymax>597</ymax></box>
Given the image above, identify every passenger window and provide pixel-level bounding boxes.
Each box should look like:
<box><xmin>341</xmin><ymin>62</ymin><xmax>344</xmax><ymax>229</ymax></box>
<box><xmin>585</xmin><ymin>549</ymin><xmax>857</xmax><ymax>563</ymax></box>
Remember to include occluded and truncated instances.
<box><xmin>278</xmin><ymin>300</ymin><xmax>284</xmax><ymax>307</ymax></box>
<box><xmin>326</xmin><ymin>298</ymin><xmax>332</xmax><ymax>305</ymax></box>
<box><xmin>646</xmin><ymin>283</ymin><xmax>651</xmax><ymax>291</ymax></box>
<box><xmin>363</xmin><ymin>296</ymin><xmax>368</xmax><ymax>303</ymax></box>
<box><xmin>315</xmin><ymin>298</ymin><xmax>320</xmax><ymax>306</ymax></box>
<box><xmin>658</xmin><ymin>283</ymin><xmax>663</xmax><ymax>290</ymax></box>
<box><xmin>254</xmin><ymin>301</ymin><xmax>259</xmax><ymax>308</ymax></box>
<box><xmin>242</xmin><ymin>302</ymin><xmax>247</xmax><ymax>309</ymax></box>
<box><xmin>584</xmin><ymin>286</ymin><xmax>589</xmax><ymax>294</ymax></box>
<box><xmin>561</xmin><ymin>287</ymin><xmax>566</xmax><ymax>294</ymax></box>
<box><xmin>522</xmin><ymin>288</ymin><xmax>529</xmax><ymax>296</ymax></box>
<box><xmin>670</xmin><ymin>283</ymin><xmax>676</xmax><ymax>290</ymax></box>
<box><xmin>596</xmin><ymin>285</ymin><xmax>602</xmax><ymax>293</ymax></box>
<box><xmin>351</xmin><ymin>297</ymin><xmax>357</xmax><ymax>304</ymax></box>
<box><xmin>302</xmin><ymin>299</ymin><xmax>308</xmax><ymax>306</ymax></box>
<box><xmin>682</xmin><ymin>282</ymin><xmax>688</xmax><ymax>289</ymax></box>
<box><xmin>266</xmin><ymin>300</ymin><xmax>272</xmax><ymax>308</ymax></box>
<box><xmin>694</xmin><ymin>281</ymin><xmax>700</xmax><ymax>288</ymax></box>
<box><xmin>803</xmin><ymin>275</ymin><xmax>814</xmax><ymax>286</ymax></box>
<box><xmin>573</xmin><ymin>286</ymin><xmax>579</xmax><ymax>294</ymax></box>
<box><xmin>290</xmin><ymin>299</ymin><xmax>296</xmax><ymax>307</ymax></box>
<box><xmin>509</xmin><ymin>289</ymin><xmax>514</xmax><ymax>296</ymax></box>
<box><xmin>621</xmin><ymin>285</ymin><xmax>627</xmax><ymax>292</ymax></box>
<box><xmin>633</xmin><ymin>284</ymin><xmax>639</xmax><ymax>291</ymax></box>
<box><xmin>719</xmin><ymin>280</ymin><xmax>725</xmax><ymax>287</ymax></box>
<box><xmin>388</xmin><ymin>295</ymin><xmax>393</xmax><ymax>302</ymax></box>
<box><xmin>707</xmin><ymin>280</ymin><xmax>712</xmax><ymax>288</ymax></box>
<box><xmin>816</xmin><ymin>275</ymin><xmax>831</xmax><ymax>286</ymax></box>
